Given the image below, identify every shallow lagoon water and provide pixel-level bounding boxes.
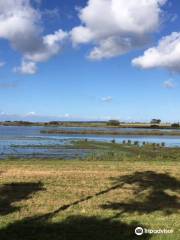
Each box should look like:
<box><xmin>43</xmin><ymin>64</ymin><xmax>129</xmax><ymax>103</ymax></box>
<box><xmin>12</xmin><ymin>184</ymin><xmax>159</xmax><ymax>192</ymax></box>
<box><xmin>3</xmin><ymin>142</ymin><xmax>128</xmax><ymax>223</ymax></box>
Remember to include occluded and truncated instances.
<box><xmin>0</xmin><ymin>126</ymin><xmax>180</xmax><ymax>159</ymax></box>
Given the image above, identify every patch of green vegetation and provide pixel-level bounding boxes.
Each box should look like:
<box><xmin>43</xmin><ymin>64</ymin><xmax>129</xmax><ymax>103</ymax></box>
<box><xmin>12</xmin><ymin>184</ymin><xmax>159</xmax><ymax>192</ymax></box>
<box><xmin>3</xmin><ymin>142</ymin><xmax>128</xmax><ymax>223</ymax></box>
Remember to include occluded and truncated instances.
<box><xmin>72</xmin><ymin>140</ymin><xmax>180</xmax><ymax>162</ymax></box>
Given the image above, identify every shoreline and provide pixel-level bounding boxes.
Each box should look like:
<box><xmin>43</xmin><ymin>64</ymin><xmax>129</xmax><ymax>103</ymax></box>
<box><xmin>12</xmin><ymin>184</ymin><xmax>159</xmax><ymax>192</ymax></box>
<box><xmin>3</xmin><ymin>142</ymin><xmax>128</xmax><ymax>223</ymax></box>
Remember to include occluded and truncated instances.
<box><xmin>0</xmin><ymin>121</ymin><xmax>180</xmax><ymax>130</ymax></box>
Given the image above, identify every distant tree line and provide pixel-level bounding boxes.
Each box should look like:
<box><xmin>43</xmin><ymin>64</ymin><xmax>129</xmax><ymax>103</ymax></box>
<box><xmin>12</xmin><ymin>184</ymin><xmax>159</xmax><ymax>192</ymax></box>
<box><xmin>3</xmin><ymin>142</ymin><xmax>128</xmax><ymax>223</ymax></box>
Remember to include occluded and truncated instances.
<box><xmin>150</xmin><ymin>119</ymin><xmax>161</xmax><ymax>124</ymax></box>
<box><xmin>107</xmin><ymin>120</ymin><xmax>120</xmax><ymax>126</ymax></box>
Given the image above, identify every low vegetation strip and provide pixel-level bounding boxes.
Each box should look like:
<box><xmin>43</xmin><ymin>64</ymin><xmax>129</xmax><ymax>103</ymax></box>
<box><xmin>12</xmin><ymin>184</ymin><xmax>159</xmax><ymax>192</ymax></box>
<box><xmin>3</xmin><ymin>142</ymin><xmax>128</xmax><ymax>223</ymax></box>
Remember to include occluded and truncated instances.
<box><xmin>72</xmin><ymin>140</ymin><xmax>180</xmax><ymax>162</ymax></box>
<box><xmin>40</xmin><ymin>129</ymin><xmax>180</xmax><ymax>136</ymax></box>
<box><xmin>1</xmin><ymin>120</ymin><xmax>180</xmax><ymax>129</ymax></box>
<box><xmin>6</xmin><ymin>140</ymin><xmax>180</xmax><ymax>161</ymax></box>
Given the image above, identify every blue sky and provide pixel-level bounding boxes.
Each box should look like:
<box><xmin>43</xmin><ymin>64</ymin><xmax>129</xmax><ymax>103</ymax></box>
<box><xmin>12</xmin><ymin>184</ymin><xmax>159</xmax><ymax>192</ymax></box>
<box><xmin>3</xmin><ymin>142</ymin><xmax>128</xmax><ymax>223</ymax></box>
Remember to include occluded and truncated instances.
<box><xmin>0</xmin><ymin>0</ymin><xmax>180</xmax><ymax>122</ymax></box>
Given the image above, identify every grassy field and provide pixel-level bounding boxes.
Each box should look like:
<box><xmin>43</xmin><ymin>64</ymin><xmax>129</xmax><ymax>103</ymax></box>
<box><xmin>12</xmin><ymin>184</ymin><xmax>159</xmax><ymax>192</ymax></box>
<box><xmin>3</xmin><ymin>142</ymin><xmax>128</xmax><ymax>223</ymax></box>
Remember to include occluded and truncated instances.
<box><xmin>0</xmin><ymin>143</ymin><xmax>180</xmax><ymax>240</ymax></box>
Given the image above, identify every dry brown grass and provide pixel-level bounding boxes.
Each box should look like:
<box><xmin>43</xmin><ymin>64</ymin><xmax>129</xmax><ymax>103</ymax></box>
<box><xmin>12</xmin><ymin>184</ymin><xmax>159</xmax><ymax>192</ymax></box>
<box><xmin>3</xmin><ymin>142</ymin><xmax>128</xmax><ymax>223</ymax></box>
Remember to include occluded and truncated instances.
<box><xmin>0</xmin><ymin>160</ymin><xmax>179</xmax><ymax>240</ymax></box>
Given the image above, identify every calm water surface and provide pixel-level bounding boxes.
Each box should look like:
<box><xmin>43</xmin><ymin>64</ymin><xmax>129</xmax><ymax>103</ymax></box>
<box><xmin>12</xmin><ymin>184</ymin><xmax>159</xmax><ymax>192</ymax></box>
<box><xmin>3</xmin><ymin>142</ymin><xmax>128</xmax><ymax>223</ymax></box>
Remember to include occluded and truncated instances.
<box><xmin>0</xmin><ymin>126</ymin><xmax>180</xmax><ymax>159</ymax></box>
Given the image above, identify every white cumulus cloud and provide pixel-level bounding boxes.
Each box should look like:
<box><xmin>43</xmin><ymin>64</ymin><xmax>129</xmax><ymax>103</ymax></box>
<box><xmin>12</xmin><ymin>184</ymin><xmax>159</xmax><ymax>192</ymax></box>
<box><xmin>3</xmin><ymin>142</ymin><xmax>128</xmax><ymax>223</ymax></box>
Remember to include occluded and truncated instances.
<box><xmin>132</xmin><ymin>32</ymin><xmax>180</xmax><ymax>72</ymax></box>
<box><xmin>14</xmin><ymin>60</ymin><xmax>37</xmax><ymax>75</ymax></box>
<box><xmin>71</xmin><ymin>0</ymin><xmax>167</xmax><ymax>60</ymax></box>
<box><xmin>25</xmin><ymin>30</ymin><xmax>68</xmax><ymax>62</ymax></box>
<box><xmin>0</xmin><ymin>0</ymin><xmax>68</xmax><ymax>74</ymax></box>
<box><xmin>101</xmin><ymin>96</ymin><xmax>113</xmax><ymax>102</ymax></box>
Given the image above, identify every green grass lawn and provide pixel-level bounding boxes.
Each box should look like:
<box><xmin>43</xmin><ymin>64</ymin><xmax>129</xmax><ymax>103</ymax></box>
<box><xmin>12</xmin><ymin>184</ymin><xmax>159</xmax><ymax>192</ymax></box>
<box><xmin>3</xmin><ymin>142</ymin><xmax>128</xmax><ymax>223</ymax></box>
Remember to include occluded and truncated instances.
<box><xmin>0</xmin><ymin>143</ymin><xmax>180</xmax><ymax>239</ymax></box>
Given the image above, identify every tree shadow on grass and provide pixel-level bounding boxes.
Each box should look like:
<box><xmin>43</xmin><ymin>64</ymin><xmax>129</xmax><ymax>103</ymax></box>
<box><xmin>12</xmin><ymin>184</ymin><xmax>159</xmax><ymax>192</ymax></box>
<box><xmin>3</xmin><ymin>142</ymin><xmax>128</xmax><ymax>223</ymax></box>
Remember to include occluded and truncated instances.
<box><xmin>29</xmin><ymin>178</ymin><xmax>127</xmax><ymax>222</ymax></box>
<box><xmin>101</xmin><ymin>171</ymin><xmax>180</xmax><ymax>216</ymax></box>
<box><xmin>0</xmin><ymin>174</ymin><xmax>154</xmax><ymax>240</ymax></box>
<box><xmin>0</xmin><ymin>214</ymin><xmax>151</xmax><ymax>240</ymax></box>
<box><xmin>0</xmin><ymin>182</ymin><xmax>44</xmax><ymax>216</ymax></box>
<box><xmin>1</xmin><ymin>171</ymin><xmax>177</xmax><ymax>240</ymax></box>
